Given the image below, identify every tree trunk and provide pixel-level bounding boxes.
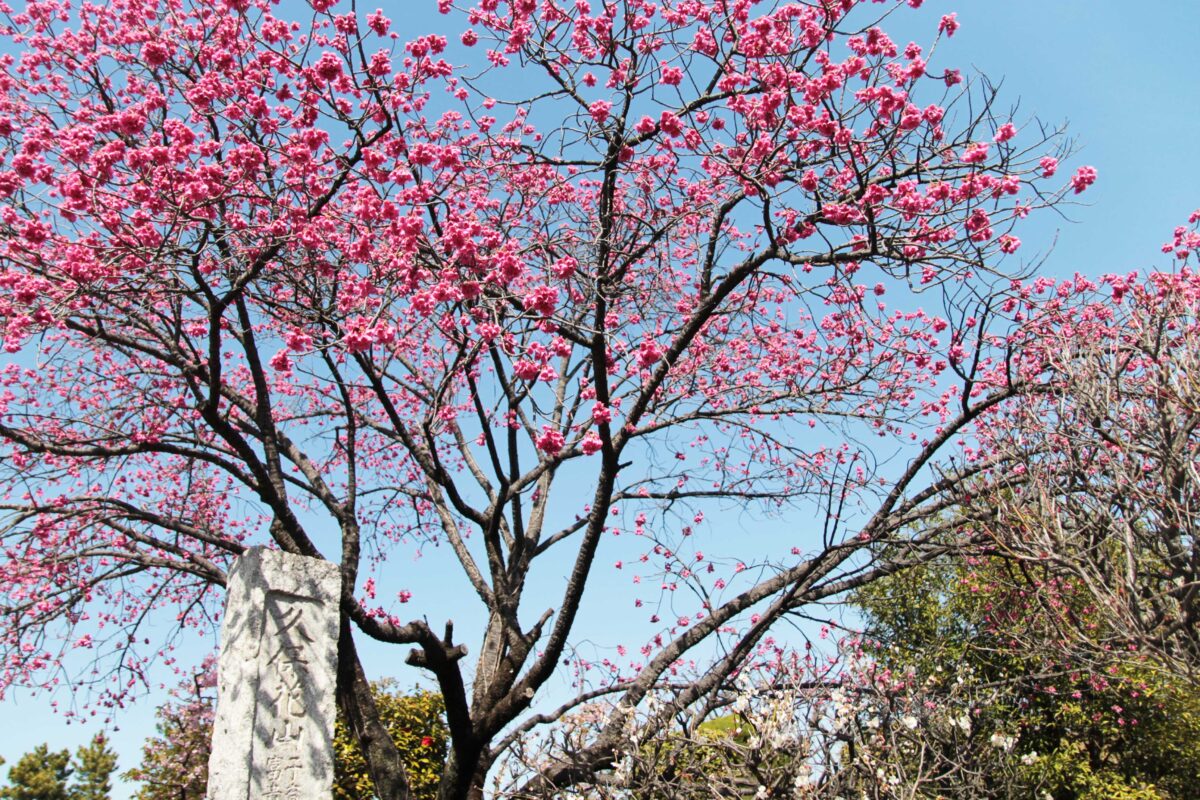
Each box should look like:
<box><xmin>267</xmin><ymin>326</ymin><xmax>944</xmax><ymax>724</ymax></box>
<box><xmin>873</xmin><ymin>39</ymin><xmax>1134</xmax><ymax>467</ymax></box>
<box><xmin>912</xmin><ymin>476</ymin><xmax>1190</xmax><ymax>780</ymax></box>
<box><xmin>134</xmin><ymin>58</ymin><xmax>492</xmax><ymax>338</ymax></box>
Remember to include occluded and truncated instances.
<box><xmin>336</xmin><ymin>619</ymin><xmax>413</xmax><ymax>800</ymax></box>
<box><xmin>436</xmin><ymin>740</ymin><xmax>491</xmax><ymax>800</ymax></box>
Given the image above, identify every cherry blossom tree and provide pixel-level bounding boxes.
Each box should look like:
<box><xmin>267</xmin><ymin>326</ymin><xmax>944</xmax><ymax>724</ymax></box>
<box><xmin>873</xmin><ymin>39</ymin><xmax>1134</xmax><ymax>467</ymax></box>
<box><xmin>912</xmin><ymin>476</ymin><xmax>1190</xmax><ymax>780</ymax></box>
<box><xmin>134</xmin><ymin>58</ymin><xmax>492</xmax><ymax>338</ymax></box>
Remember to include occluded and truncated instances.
<box><xmin>124</xmin><ymin>666</ymin><xmax>214</xmax><ymax>800</ymax></box>
<box><xmin>852</xmin><ymin>538</ymin><xmax>1200</xmax><ymax>799</ymax></box>
<box><xmin>0</xmin><ymin>0</ymin><xmax>1090</xmax><ymax>796</ymax></box>
<box><xmin>974</xmin><ymin>215</ymin><xmax>1200</xmax><ymax>681</ymax></box>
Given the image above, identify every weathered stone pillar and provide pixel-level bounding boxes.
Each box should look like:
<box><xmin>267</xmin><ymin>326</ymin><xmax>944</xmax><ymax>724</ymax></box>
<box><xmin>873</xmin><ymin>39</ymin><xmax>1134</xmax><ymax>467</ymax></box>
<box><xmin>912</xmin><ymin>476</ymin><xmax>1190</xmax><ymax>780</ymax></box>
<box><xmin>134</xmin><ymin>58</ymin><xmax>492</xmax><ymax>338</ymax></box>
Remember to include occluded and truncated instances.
<box><xmin>206</xmin><ymin>547</ymin><xmax>341</xmax><ymax>800</ymax></box>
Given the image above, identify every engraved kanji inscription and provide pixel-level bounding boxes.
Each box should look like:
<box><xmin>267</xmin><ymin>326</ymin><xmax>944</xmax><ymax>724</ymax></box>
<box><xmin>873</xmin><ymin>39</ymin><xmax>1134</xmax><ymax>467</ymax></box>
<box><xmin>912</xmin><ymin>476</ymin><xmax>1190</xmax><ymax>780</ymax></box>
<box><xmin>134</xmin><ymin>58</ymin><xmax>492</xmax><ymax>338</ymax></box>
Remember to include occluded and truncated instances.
<box><xmin>263</xmin><ymin>605</ymin><xmax>315</xmax><ymax>745</ymax></box>
<box><xmin>252</xmin><ymin>594</ymin><xmax>320</xmax><ymax>798</ymax></box>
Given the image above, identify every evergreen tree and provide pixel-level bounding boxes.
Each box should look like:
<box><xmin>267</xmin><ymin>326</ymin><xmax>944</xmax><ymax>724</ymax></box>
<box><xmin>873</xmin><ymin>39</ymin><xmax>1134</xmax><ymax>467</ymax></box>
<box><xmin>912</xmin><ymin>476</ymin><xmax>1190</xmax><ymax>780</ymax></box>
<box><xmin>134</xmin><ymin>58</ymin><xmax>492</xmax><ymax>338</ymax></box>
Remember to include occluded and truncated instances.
<box><xmin>0</xmin><ymin>745</ymin><xmax>72</xmax><ymax>800</ymax></box>
<box><xmin>69</xmin><ymin>737</ymin><xmax>116</xmax><ymax>800</ymax></box>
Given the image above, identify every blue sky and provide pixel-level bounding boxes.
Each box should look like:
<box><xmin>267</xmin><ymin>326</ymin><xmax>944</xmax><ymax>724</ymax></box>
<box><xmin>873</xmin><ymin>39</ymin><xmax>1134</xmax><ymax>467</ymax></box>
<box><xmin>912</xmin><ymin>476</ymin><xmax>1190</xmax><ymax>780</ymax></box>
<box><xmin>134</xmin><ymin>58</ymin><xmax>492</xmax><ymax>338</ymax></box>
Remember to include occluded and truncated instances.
<box><xmin>2</xmin><ymin>1</ymin><xmax>1198</xmax><ymax>796</ymax></box>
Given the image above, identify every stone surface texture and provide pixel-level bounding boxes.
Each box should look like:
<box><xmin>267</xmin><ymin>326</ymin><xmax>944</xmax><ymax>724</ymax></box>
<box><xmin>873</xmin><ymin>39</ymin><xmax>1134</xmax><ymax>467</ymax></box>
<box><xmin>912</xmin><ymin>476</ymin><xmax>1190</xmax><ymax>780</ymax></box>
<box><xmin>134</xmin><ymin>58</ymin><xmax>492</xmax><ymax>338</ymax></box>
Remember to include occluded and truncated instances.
<box><xmin>206</xmin><ymin>547</ymin><xmax>341</xmax><ymax>800</ymax></box>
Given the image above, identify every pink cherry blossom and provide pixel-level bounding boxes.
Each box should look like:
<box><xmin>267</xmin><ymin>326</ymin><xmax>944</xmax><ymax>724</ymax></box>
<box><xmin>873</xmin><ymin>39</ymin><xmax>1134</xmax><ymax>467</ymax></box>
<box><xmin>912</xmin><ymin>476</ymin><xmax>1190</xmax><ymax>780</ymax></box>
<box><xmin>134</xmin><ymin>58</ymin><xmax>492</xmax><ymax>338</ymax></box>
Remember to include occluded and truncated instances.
<box><xmin>993</xmin><ymin>122</ymin><xmax>1017</xmax><ymax>143</ymax></box>
<box><xmin>592</xmin><ymin>402</ymin><xmax>613</xmax><ymax>424</ymax></box>
<box><xmin>961</xmin><ymin>142</ymin><xmax>990</xmax><ymax>164</ymax></box>
<box><xmin>536</xmin><ymin>426</ymin><xmax>565</xmax><ymax>455</ymax></box>
<box><xmin>589</xmin><ymin>100</ymin><xmax>613</xmax><ymax>124</ymax></box>
<box><xmin>1071</xmin><ymin>165</ymin><xmax>1098</xmax><ymax>194</ymax></box>
<box><xmin>580</xmin><ymin>432</ymin><xmax>603</xmax><ymax>455</ymax></box>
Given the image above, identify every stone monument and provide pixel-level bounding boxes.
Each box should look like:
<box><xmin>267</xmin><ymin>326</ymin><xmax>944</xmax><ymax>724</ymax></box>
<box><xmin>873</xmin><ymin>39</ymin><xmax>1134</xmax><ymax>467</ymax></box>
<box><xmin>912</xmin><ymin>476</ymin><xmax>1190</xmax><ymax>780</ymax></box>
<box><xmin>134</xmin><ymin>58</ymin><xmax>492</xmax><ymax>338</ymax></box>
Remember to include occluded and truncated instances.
<box><xmin>206</xmin><ymin>547</ymin><xmax>341</xmax><ymax>800</ymax></box>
